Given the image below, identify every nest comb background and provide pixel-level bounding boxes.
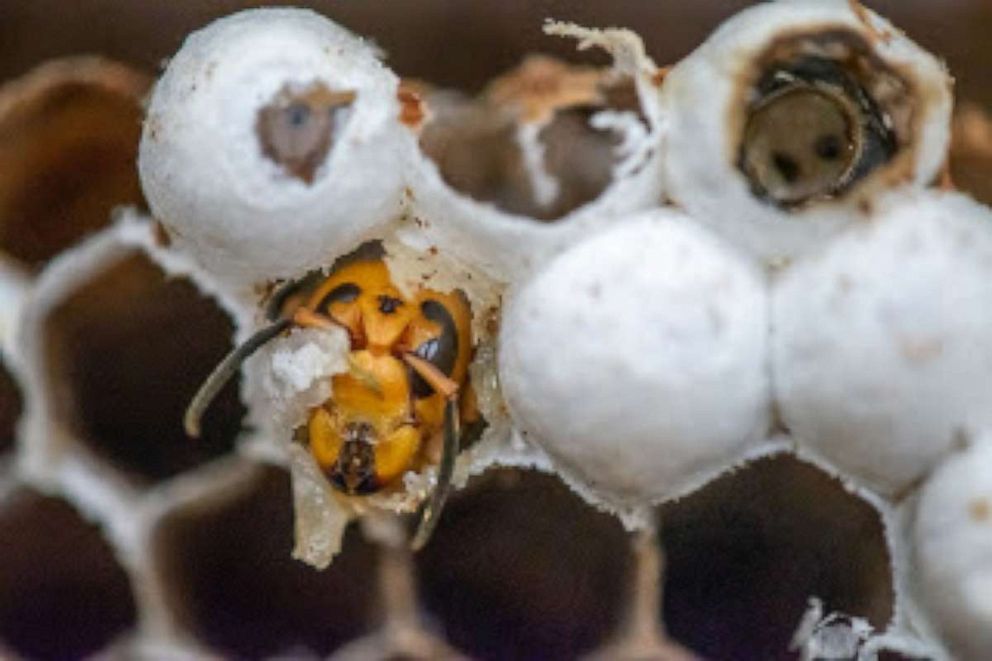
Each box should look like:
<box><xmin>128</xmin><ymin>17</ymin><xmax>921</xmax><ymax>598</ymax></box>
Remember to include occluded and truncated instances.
<box><xmin>0</xmin><ymin>1</ymin><xmax>991</xmax><ymax>659</ymax></box>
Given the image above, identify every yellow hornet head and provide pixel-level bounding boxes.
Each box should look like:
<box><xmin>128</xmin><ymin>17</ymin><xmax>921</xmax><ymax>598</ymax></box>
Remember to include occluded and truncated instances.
<box><xmin>184</xmin><ymin>247</ymin><xmax>476</xmax><ymax>549</ymax></box>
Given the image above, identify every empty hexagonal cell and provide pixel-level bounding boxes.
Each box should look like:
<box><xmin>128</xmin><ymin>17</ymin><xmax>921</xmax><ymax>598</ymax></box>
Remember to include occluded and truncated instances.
<box><xmin>43</xmin><ymin>252</ymin><xmax>243</xmax><ymax>483</ymax></box>
<box><xmin>659</xmin><ymin>455</ymin><xmax>892</xmax><ymax>660</ymax></box>
<box><xmin>0</xmin><ymin>487</ymin><xmax>137</xmax><ymax>659</ymax></box>
<box><xmin>153</xmin><ymin>464</ymin><xmax>380</xmax><ymax>658</ymax></box>
<box><xmin>418</xmin><ymin>57</ymin><xmax>647</xmax><ymax>222</ymax></box>
<box><xmin>0</xmin><ymin>58</ymin><xmax>149</xmax><ymax>268</ymax></box>
<box><xmin>414</xmin><ymin>469</ymin><xmax>632</xmax><ymax>659</ymax></box>
<box><xmin>0</xmin><ymin>361</ymin><xmax>22</xmax><ymax>456</ymax></box>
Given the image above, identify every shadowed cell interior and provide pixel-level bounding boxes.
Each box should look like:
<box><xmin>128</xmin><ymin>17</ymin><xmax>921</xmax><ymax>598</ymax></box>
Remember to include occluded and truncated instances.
<box><xmin>660</xmin><ymin>454</ymin><xmax>893</xmax><ymax>660</ymax></box>
<box><xmin>878</xmin><ymin>652</ymin><xmax>931</xmax><ymax>661</ymax></box>
<box><xmin>418</xmin><ymin>77</ymin><xmax>637</xmax><ymax>221</ymax></box>
<box><xmin>950</xmin><ymin>105</ymin><xmax>992</xmax><ymax>205</ymax></box>
<box><xmin>0</xmin><ymin>488</ymin><xmax>137</xmax><ymax>659</ymax></box>
<box><xmin>0</xmin><ymin>68</ymin><xmax>147</xmax><ymax>268</ymax></box>
<box><xmin>152</xmin><ymin>465</ymin><xmax>380</xmax><ymax>659</ymax></box>
<box><xmin>0</xmin><ymin>361</ymin><xmax>21</xmax><ymax>455</ymax></box>
<box><xmin>43</xmin><ymin>253</ymin><xmax>243</xmax><ymax>483</ymax></box>
<box><xmin>415</xmin><ymin>469</ymin><xmax>632</xmax><ymax>660</ymax></box>
<box><xmin>951</xmin><ymin>146</ymin><xmax>992</xmax><ymax>204</ymax></box>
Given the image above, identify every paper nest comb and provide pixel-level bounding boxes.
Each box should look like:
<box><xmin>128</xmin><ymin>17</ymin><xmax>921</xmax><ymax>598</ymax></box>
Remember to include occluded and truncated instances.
<box><xmin>1</xmin><ymin>1</ymin><xmax>992</xmax><ymax>658</ymax></box>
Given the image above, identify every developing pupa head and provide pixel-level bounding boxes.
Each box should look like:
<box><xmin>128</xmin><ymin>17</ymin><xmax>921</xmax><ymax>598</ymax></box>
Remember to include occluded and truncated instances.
<box><xmin>256</xmin><ymin>82</ymin><xmax>356</xmax><ymax>184</ymax></box>
<box><xmin>735</xmin><ymin>28</ymin><xmax>916</xmax><ymax>208</ymax></box>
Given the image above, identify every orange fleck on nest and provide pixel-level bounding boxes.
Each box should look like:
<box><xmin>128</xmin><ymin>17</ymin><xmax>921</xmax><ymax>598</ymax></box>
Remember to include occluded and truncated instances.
<box><xmin>397</xmin><ymin>80</ymin><xmax>429</xmax><ymax>129</ymax></box>
<box><xmin>651</xmin><ymin>65</ymin><xmax>673</xmax><ymax>88</ymax></box>
<box><xmin>970</xmin><ymin>498</ymin><xmax>991</xmax><ymax>522</ymax></box>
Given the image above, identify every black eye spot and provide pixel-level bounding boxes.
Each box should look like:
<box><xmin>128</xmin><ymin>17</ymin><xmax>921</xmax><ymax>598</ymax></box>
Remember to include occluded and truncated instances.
<box><xmin>815</xmin><ymin>133</ymin><xmax>843</xmax><ymax>161</ymax></box>
<box><xmin>256</xmin><ymin>84</ymin><xmax>355</xmax><ymax>184</ymax></box>
<box><xmin>771</xmin><ymin>152</ymin><xmax>801</xmax><ymax>184</ymax></box>
<box><xmin>377</xmin><ymin>295</ymin><xmax>403</xmax><ymax>315</ymax></box>
<box><xmin>410</xmin><ymin>300</ymin><xmax>459</xmax><ymax>399</ymax></box>
<box><xmin>316</xmin><ymin>283</ymin><xmax>360</xmax><ymax>314</ymax></box>
<box><xmin>285</xmin><ymin>103</ymin><xmax>310</xmax><ymax>128</ymax></box>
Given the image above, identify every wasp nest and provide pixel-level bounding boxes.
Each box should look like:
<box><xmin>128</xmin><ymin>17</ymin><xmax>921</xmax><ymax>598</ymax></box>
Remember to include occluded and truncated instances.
<box><xmin>2</xmin><ymin>1</ymin><xmax>992</xmax><ymax>659</ymax></box>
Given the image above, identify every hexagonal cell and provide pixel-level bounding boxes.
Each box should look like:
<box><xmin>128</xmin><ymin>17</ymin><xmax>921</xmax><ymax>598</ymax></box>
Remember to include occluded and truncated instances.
<box><xmin>418</xmin><ymin>58</ymin><xmax>646</xmax><ymax>222</ymax></box>
<box><xmin>0</xmin><ymin>58</ymin><xmax>149</xmax><ymax>268</ymax></box>
<box><xmin>153</xmin><ymin>465</ymin><xmax>380</xmax><ymax>658</ymax></box>
<box><xmin>43</xmin><ymin>252</ymin><xmax>243</xmax><ymax>483</ymax></box>
<box><xmin>659</xmin><ymin>455</ymin><xmax>893</xmax><ymax>660</ymax></box>
<box><xmin>414</xmin><ymin>469</ymin><xmax>631</xmax><ymax>659</ymax></box>
<box><xmin>0</xmin><ymin>360</ymin><xmax>22</xmax><ymax>456</ymax></box>
<box><xmin>0</xmin><ymin>487</ymin><xmax>137</xmax><ymax>659</ymax></box>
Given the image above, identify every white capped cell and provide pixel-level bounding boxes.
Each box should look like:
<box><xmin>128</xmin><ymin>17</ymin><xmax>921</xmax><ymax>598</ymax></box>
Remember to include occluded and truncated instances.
<box><xmin>660</xmin><ymin>0</ymin><xmax>952</xmax><ymax>263</ymax></box>
<box><xmin>773</xmin><ymin>191</ymin><xmax>992</xmax><ymax>495</ymax></box>
<box><xmin>914</xmin><ymin>437</ymin><xmax>992</xmax><ymax>660</ymax></box>
<box><xmin>499</xmin><ymin>210</ymin><xmax>770</xmax><ymax>510</ymax></box>
<box><xmin>139</xmin><ymin>8</ymin><xmax>410</xmax><ymax>286</ymax></box>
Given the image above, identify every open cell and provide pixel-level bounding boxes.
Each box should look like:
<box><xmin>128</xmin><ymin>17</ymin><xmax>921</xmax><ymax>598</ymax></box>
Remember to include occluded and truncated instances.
<box><xmin>43</xmin><ymin>253</ymin><xmax>243</xmax><ymax>483</ymax></box>
<box><xmin>0</xmin><ymin>361</ymin><xmax>22</xmax><ymax>456</ymax></box>
<box><xmin>0</xmin><ymin>488</ymin><xmax>137</xmax><ymax>659</ymax></box>
<box><xmin>0</xmin><ymin>58</ymin><xmax>148</xmax><ymax>268</ymax></box>
<box><xmin>737</xmin><ymin>29</ymin><xmax>911</xmax><ymax>208</ymax></box>
<box><xmin>414</xmin><ymin>469</ymin><xmax>631</xmax><ymax>659</ymax></box>
<box><xmin>659</xmin><ymin>455</ymin><xmax>892</xmax><ymax>660</ymax></box>
<box><xmin>152</xmin><ymin>465</ymin><xmax>380</xmax><ymax>658</ymax></box>
<box><xmin>418</xmin><ymin>61</ymin><xmax>646</xmax><ymax>222</ymax></box>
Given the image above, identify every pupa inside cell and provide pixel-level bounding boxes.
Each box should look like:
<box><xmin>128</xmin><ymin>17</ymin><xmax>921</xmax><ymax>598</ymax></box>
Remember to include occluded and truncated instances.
<box><xmin>737</xmin><ymin>30</ymin><xmax>910</xmax><ymax>208</ymax></box>
<box><xmin>256</xmin><ymin>83</ymin><xmax>356</xmax><ymax>184</ymax></box>
<box><xmin>185</xmin><ymin>244</ymin><xmax>483</xmax><ymax>551</ymax></box>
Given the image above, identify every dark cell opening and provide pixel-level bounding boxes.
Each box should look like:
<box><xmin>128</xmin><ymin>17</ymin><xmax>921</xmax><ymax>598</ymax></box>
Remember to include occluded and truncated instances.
<box><xmin>772</xmin><ymin>151</ymin><xmax>802</xmax><ymax>184</ymax></box>
<box><xmin>878</xmin><ymin>651</ymin><xmax>931</xmax><ymax>661</ymax></box>
<box><xmin>816</xmin><ymin>133</ymin><xmax>844</xmax><ymax>161</ymax></box>
<box><xmin>0</xmin><ymin>361</ymin><xmax>22</xmax><ymax>455</ymax></box>
<box><xmin>415</xmin><ymin>469</ymin><xmax>631</xmax><ymax>660</ymax></box>
<box><xmin>660</xmin><ymin>455</ymin><xmax>893</xmax><ymax>661</ymax></box>
<box><xmin>44</xmin><ymin>252</ymin><xmax>243</xmax><ymax>483</ymax></box>
<box><xmin>419</xmin><ymin>73</ymin><xmax>641</xmax><ymax>222</ymax></box>
<box><xmin>256</xmin><ymin>83</ymin><xmax>355</xmax><ymax>184</ymax></box>
<box><xmin>0</xmin><ymin>488</ymin><xmax>137</xmax><ymax>659</ymax></box>
<box><xmin>153</xmin><ymin>465</ymin><xmax>379</xmax><ymax>658</ymax></box>
<box><xmin>739</xmin><ymin>32</ymin><xmax>907</xmax><ymax>208</ymax></box>
<box><xmin>0</xmin><ymin>61</ymin><xmax>148</xmax><ymax>267</ymax></box>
